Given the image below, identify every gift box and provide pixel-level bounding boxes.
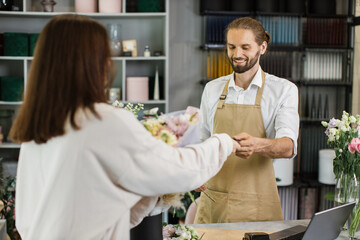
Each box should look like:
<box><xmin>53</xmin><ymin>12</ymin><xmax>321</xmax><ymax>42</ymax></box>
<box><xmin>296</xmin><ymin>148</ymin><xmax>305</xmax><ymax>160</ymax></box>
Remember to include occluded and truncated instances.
<box><xmin>126</xmin><ymin>0</ymin><xmax>137</xmax><ymax>12</ymax></box>
<box><xmin>29</xmin><ymin>33</ymin><xmax>40</xmax><ymax>56</ymax></box>
<box><xmin>137</xmin><ymin>0</ymin><xmax>162</xmax><ymax>12</ymax></box>
<box><xmin>4</xmin><ymin>32</ymin><xmax>28</xmax><ymax>56</ymax></box>
<box><xmin>0</xmin><ymin>77</ymin><xmax>24</xmax><ymax>101</ymax></box>
<box><xmin>126</xmin><ymin>77</ymin><xmax>149</xmax><ymax>101</ymax></box>
<box><xmin>0</xmin><ymin>34</ymin><xmax>3</xmax><ymax>56</ymax></box>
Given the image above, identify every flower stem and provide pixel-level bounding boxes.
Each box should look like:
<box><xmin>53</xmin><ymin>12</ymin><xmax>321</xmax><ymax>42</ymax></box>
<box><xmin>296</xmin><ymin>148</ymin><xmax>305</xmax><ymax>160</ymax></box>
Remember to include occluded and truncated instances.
<box><xmin>349</xmin><ymin>205</ymin><xmax>360</xmax><ymax>237</ymax></box>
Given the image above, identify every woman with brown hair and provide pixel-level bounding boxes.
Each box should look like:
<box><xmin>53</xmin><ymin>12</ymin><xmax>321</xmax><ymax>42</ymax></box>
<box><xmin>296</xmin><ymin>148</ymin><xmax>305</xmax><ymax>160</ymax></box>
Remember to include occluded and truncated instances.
<box><xmin>10</xmin><ymin>14</ymin><xmax>240</xmax><ymax>239</ymax></box>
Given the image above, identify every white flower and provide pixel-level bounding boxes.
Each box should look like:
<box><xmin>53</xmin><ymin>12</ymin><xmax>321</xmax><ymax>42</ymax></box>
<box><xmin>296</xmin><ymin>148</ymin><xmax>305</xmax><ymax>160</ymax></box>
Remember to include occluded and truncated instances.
<box><xmin>339</xmin><ymin>149</ymin><xmax>343</xmax><ymax>153</ymax></box>
<box><xmin>321</xmin><ymin>121</ymin><xmax>328</xmax><ymax>127</ymax></box>
<box><xmin>340</xmin><ymin>125</ymin><xmax>349</xmax><ymax>132</ymax></box>
<box><xmin>329</xmin><ymin>134</ymin><xmax>335</xmax><ymax>142</ymax></box>
<box><xmin>335</xmin><ymin>119</ymin><xmax>341</xmax><ymax>127</ymax></box>
<box><xmin>112</xmin><ymin>100</ymin><xmax>124</xmax><ymax>108</ymax></box>
<box><xmin>350</xmin><ymin>116</ymin><xmax>357</xmax><ymax>124</ymax></box>
<box><xmin>143</xmin><ymin>107</ymin><xmax>159</xmax><ymax>115</ymax></box>
<box><xmin>329</xmin><ymin>128</ymin><xmax>337</xmax><ymax>136</ymax></box>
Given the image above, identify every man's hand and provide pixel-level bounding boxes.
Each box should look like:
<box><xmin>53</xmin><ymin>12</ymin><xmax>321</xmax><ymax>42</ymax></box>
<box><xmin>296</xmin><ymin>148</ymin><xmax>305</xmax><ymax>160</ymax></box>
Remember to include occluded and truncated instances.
<box><xmin>232</xmin><ymin>132</ymin><xmax>294</xmax><ymax>159</ymax></box>
<box><xmin>233</xmin><ymin>132</ymin><xmax>257</xmax><ymax>159</ymax></box>
<box><xmin>232</xmin><ymin>139</ymin><xmax>241</xmax><ymax>153</ymax></box>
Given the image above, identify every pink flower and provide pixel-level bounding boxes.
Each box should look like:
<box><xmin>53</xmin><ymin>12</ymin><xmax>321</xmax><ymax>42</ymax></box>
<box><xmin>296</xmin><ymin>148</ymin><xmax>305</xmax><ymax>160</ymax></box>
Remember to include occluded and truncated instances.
<box><xmin>348</xmin><ymin>137</ymin><xmax>360</xmax><ymax>154</ymax></box>
<box><xmin>165</xmin><ymin>115</ymin><xmax>190</xmax><ymax>138</ymax></box>
<box><xmin>163</xmin><ymin>224</ymin><xmax>176</xmax><ymax>238</ymax></box>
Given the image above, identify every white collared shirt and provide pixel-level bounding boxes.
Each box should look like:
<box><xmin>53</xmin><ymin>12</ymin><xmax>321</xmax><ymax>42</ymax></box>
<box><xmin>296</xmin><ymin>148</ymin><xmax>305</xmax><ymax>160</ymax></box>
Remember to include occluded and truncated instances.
<box><xmin>200</xmin><ymin>66</ymin><xmax>299</xmax><ymax>157</ymax></box>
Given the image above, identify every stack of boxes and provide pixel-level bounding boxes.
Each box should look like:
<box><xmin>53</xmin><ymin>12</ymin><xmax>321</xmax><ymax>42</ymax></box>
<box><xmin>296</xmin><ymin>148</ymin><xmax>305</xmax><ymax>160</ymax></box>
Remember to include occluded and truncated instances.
<box><xmin>0</xmin><ymin>32</ymin><xmax>39</xmax><ymax>102</ymax></box>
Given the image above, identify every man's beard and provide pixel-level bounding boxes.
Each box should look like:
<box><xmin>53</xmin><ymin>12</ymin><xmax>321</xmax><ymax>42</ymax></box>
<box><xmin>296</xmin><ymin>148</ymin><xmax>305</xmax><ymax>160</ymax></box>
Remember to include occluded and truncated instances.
<box><xmin>228</xmin><ymin>50</ymin><xmax>261</xmax><ymax>74</ymax></box>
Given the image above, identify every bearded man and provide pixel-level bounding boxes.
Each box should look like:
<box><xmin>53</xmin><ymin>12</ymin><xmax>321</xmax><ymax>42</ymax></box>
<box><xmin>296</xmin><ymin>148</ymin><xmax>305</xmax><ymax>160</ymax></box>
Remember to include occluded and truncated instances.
<box><xmin>194</xmin><ymin>17</ymin><xmax>300</xmax><ymax>224</ymax></box>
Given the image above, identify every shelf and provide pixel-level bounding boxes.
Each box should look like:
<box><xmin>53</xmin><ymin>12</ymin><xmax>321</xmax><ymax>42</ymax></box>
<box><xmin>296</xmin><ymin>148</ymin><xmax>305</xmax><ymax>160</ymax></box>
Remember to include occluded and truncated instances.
<box><xmin>200</xmin><ymin>44</ymin><xmax>225</xmax><ymax>50</ymax></box>
<box><xmin>0</xmin><ymin>56</ymin><xmax>32</xmax><ymax>60</ymax></box>
<box><xmin>300</xmin><ymin>118</ymin><xmax>330</xmax><ymax>123</ymax></box>
<box><xmin>116</xmin><ymin>56</ymin><xmax>166</xmax><ymax>61</ymax></box>
<box><xmin>293</xmin><ymin>80</ymin><xmax>352</xmax><ymax>86</ymax></box>
<box><xmin>0</xmin><ymin>101</ymin><xmax>22</xmax><ymax>106</ymax></box>
<box><xmin>0</xmin><ymin>56</ymin><xmax>167</xmax><ymax>61</ymax></box>
<box><xmin>0</xmin><ymin>11</ymin><xmax>167</xmax><ymax>18</ymax></box>
<box><xmin>304</xmin><ymin>46</ymin><xmax>352</xmax><ymax>51</ymax></box>
<box><xmin>200</xmin><ymin>10</ymin><xmax>350</xmax><ymax>19</ymax></box>
<box><xmin>201</xmin><ymin>43</ymin><xmax>351</xmax><ymax>51</ymax></box>
<box><xmin>200</xmin><ymin>10</ymin><xmax>303</xmax><ymax>17</ymax></box>
<box><xmin>122</xmin><ymin>100</ymin><xmax>167</xmax><ymax>104</ymax></box>
<box><xmin>0</xmin><ymin>143</ymin><xmax>20</xmax><ymax>149</ymax></box>
<box><xmin>200</xmin><ymin>79</ymin><xmax>352</xmax><ymax>87</ymax></box>
<box><xmin>277</xmin><ymin>176</ymin><xmax>335</xmax><ymax>188</ymax></box>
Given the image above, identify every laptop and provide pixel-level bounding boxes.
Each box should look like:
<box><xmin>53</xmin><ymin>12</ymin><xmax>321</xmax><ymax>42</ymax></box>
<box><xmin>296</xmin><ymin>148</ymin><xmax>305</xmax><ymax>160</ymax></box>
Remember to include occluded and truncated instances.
<box><xmin>269</xmin><ymin>201</ymin><xmax>356</xmax><ymax>240</ymax></box>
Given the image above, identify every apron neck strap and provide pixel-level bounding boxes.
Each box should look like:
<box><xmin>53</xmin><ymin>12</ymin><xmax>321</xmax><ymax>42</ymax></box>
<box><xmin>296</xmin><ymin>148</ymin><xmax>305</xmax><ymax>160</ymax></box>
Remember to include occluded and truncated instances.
<box><xmin>255</xmin><ymin>70</ymin><xmax>266</xmax><ymax>106</ymax></box>
<box><xmin>216</xmin><ymin>70</ymin><xmax>266</xmax><ymax>109</ymax></box>
<box><xmin>217</xmin><ymin>80</ymin><xmax>230</xmax><ymax>109</ymax></box>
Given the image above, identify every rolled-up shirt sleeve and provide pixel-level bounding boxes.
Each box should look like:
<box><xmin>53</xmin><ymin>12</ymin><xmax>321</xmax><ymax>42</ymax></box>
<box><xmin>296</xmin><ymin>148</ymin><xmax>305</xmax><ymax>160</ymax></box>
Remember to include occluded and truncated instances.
<box><xmin>274</xmin><ymin>83</ymin><xmax>299</xmax><ymax>158</ymax></box>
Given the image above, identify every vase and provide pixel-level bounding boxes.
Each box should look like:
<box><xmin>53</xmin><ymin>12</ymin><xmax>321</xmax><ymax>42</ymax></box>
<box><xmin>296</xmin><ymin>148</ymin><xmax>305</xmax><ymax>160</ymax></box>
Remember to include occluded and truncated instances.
<box><xmin>130</xmin><ymin>213</ymin><xmax>163</xmax><ymax>240</ymax></box>
<box><xmin>40</xmin><ymin>0</ymin><xmax>56</xmax><ymax>12</ymax></box>
<box><xmin>107</xmin><ymin>23</ymin><xmax>122</xmax><ymax>56</ymax></box>
<box><xmin>335</xmin><ymin>172</ymin><xmax>360</xmax><ymax>239</ymax></box>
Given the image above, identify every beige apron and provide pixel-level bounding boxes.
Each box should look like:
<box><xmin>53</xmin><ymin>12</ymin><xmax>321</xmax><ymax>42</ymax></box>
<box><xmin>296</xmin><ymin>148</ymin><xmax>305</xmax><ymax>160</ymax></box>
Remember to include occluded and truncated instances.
<box><xmin>194</xmin><ymin>71</ymin><xmax>283</xmax><ymax>223</ymax></box>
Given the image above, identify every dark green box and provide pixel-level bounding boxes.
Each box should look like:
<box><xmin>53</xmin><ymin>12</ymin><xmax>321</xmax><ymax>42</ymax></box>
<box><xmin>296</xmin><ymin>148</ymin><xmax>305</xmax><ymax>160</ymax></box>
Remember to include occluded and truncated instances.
<box><xmin>0</xmin><ymin>33</ymin><xmax>3</xmax><ymax>56</ymax></box>
<box><xmin>0</xmin><ymin>77</ymin><xmax>24</xmax><ymax>101</ymax></box>
<box><xmin>4</xmin><ymin>32</ymin><xmax>28</xmax><ymax>56</ymax></box>
<box><xmin>137</xmin><ymin>0</ymin><xmax>162</xmax><ymax>12</ymax></box>
<box><xmin>29</xmin><ymin>33</ymin><xmax>40</xmax><ymax>56</ymax></box>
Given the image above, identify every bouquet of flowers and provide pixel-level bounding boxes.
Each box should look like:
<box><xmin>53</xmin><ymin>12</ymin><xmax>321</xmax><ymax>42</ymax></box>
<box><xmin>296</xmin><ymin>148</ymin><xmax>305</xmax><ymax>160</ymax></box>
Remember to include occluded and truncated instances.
<box><xmin>113</xmin><ymin>101</ymin><xmax>201</xmax><ymax>214</ymax></box>
<box><xmin>163</xmin><ymin>224</ymin><xmax>201</xmax><ymax>240</ymax></box>
<box><xmin>321</xmin><ymin>111</ymin><xmax>360</xmax><ymax>178</ymax></box>
<box><xmin>322</xmin><ymin>111</ymin><xmax>360</xmax><ymax>237</ymax></box>
<box><xmin>142</xmin><ymin>106</ymin><xmax>201</xmax><ymax>214</ymax></box>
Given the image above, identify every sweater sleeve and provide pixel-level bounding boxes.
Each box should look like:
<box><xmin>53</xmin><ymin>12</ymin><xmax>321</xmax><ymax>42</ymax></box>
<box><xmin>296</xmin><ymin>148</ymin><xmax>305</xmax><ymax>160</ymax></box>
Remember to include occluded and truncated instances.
<box><xmin>119</xmin><ymin>132</ymin><xmax>233</xmax><ymax>196</ymax></box>
<box><xmin>86</xmin><ymin>108</ymin><xmax>233</xmax><ymax>197</ymax></box>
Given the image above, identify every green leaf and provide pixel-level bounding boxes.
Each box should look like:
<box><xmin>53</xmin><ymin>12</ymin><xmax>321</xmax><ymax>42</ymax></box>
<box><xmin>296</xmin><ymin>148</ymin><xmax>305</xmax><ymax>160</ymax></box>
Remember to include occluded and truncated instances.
<box><xmin>324</xmin><ymin>192</ymin><xmax>335</xmax><ymax>201</ymax></box>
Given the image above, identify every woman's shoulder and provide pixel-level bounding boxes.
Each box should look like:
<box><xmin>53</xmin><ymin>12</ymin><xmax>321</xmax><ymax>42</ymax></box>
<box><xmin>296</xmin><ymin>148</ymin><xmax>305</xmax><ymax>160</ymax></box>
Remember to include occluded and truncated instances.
<box><xmin>94</xmin><ymin>103</ymin><xmax>133</xmax><ymax>119</ymax></box>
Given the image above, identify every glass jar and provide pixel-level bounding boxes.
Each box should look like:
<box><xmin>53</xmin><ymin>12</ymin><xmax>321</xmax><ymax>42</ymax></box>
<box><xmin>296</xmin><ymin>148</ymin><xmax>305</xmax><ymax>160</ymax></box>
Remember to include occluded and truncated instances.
<box><xmin>335</xmin><ymin>172</ymin><xmax>360</xmax><ymax>239</ymax></box>
<box><xmin>107</xmin><ymin>24</ymin><xmax>122</xmax><ymax>56</ymax></box>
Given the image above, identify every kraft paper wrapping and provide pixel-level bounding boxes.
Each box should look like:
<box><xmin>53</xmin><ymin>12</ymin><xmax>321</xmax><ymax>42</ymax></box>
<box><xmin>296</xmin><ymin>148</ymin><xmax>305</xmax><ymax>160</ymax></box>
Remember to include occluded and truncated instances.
<box><xmin>194</xmin><ymin>228</ymin><xmax>272</xmax><ymax>240</ymax></box>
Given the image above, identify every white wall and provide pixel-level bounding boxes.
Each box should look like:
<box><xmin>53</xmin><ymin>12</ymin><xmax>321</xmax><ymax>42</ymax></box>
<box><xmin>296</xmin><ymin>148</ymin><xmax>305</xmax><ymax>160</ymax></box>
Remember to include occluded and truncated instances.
<box><xmin>168</xmin><ymin>0</ymin><xmax>203</xmax><ymax>111</ymax></box>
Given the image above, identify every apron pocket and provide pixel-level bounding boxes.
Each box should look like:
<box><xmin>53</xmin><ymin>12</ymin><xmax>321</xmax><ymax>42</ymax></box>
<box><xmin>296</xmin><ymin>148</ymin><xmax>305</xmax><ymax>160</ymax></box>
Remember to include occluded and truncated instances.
<box><xmin>227</xmin><ymin>192</ymin><xmax>259</xmax><ymax>222</ymax></box>
<box><xmin>196</xmin><ymin>188</ymin><xmax>228</xmax><ymax>223</ymax></box>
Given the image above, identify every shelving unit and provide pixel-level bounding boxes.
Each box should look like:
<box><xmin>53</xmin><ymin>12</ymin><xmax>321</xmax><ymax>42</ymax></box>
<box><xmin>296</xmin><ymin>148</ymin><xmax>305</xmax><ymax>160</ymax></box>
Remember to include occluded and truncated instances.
<box><xmin>0</xmin><ymin>0</ymin><xmax>169</xmax><ymax>151</ymax></box>
<box><xmin>199</xmin><ymin>0</ymin><xmax>355</xmax><ymax>220</ymax></box>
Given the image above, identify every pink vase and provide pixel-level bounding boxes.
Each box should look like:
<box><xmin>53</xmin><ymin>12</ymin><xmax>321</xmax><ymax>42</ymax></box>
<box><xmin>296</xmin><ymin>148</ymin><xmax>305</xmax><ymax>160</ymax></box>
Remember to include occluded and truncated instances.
<box><xmin>75</xmin><ymin>0</ymin><xmax>97</xmax><ymax>13</ymax></box>
<box><xmin>126</xmin><ymin>77</ymin><xmax>149</xmax><ymax>102</ymax></box>
<box><xmin>99</xmin><ymin>0</ymin><xmax>122</xmax><ymax>13</ymax></box>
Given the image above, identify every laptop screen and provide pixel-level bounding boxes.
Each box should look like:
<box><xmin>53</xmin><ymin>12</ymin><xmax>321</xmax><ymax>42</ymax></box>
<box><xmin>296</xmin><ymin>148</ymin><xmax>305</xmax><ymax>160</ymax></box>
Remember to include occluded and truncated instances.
<box><xmin>268</xmin><ymin>202</ymin><xmax>355</xmax><ymax>240</ymax></box>
<box><xmin>302</xmin><ymin>201</ymin><xmax>355</xmax><ymax>240</ymax></box>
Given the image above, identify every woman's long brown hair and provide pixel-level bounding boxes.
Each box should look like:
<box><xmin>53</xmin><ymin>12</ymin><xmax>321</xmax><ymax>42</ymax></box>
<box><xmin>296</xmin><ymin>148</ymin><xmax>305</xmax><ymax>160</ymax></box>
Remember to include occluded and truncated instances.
<box><xmin>9</xmin><ymin>14</ymin><xmax>112</xmax><ymax>144</ymax></box>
